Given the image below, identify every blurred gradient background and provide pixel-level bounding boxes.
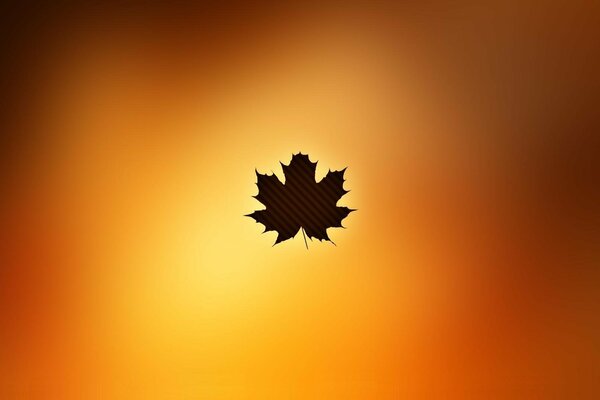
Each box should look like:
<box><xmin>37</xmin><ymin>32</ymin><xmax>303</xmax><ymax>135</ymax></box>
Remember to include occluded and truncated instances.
<box><xmin>1</xmin><ymin>1</ymin><xmax>599</xmax><ymax>398</ymax></box>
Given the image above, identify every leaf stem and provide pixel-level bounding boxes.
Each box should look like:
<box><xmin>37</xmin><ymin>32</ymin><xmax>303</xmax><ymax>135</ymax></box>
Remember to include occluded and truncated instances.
<box><xmin>302</xmin><ymin>228</ymin><xmax>308</xmax><ymax>249</ymax></box>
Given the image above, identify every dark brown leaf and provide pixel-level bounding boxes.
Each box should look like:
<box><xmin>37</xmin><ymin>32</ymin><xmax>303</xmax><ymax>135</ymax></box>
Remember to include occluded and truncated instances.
<box><xmin>246</xmin><ymin>153</ymin><xmax>355</xmax><ymax>246</ymax></box>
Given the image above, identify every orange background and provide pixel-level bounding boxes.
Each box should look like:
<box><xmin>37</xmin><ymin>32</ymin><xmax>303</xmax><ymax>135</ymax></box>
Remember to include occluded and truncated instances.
<box><xmin>2</xmin><ymin>2</ymin><xmax>599</xmax><ymax>398</ymax></box>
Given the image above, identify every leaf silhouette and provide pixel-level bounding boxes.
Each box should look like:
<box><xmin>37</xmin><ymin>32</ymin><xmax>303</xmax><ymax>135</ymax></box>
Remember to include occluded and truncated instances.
<box><xmin>246</xmin><ymin>153</ymin><xmax>355</xmax><ymax>247</ymax></box>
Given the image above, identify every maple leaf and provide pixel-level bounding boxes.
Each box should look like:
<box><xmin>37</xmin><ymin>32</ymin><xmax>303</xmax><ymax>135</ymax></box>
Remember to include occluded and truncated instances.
<box><xmin>246</xmin><ymin>153</ymin><xmax>355</xmax><ymax>247</ymax></box>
